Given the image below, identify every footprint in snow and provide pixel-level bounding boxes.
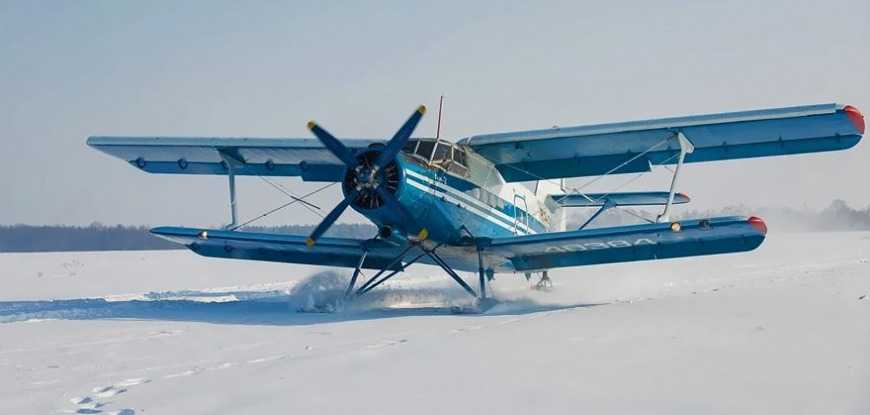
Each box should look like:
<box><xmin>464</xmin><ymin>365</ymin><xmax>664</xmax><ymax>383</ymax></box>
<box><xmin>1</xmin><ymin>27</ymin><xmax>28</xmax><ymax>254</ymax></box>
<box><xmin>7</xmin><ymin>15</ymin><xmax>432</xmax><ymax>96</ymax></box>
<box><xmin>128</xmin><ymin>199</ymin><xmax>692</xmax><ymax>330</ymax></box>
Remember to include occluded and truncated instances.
<box><xmin>65</xmin><ymin>398</ymin><xmax>104</xmax><ymax>413</ymax></box>
<box><xmin>105</xmin><ymin>409</ymin><xmax>135</xmax><ymax>415</ymax></box>
<box><xmin>69</xmin><ymin>396</ymin><xmax>93</xmax><ymax>405</ymax></box>
<box><xmin>94</xmin><ymin>386</ymin><xmax>127</xmax><ymax>398</ymax></box>
<box><xmin>65</xmin><ymin>378</ymin><xmax>147</xmax><ymax>414</ymax></box>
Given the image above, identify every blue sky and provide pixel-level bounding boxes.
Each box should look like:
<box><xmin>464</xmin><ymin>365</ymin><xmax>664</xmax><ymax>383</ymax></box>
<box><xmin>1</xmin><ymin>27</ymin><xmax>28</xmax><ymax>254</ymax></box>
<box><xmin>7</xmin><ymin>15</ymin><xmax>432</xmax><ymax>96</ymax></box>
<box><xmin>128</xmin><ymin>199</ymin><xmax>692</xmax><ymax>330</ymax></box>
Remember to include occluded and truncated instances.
<box><xmin>2</xmin><ymin>1</ymin><xmax>868</xmax><ymax>226</ymax></box>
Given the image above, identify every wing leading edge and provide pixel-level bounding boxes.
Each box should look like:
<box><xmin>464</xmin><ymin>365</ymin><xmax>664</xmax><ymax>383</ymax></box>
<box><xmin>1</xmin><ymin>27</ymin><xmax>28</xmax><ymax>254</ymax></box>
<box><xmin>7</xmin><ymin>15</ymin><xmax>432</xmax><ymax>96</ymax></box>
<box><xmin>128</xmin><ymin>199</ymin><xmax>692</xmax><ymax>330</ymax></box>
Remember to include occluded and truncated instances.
<box><xmin>461</xmin><ymin>103</ymin><xmax>865</xmax><ymax>182</ymax></box>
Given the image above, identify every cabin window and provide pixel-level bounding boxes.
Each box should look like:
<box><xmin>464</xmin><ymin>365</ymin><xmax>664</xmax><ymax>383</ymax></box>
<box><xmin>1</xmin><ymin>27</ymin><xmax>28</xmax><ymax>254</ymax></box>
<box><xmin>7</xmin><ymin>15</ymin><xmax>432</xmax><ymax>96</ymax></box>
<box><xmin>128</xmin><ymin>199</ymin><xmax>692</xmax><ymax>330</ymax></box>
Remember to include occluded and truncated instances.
<box><xmin>416</xmin><ymin>140</ymin><xmax>435</xmax><ymax>159</ymax></box>
<box><xmin>452</xmin><ymin>147</ymin><xmax>467</xmax><ymax>166</ymax></box>
<box><xmin>433</xmin><ymin>142</ymin><xmax>451</xmax><ymax>162</ymax></box>
<box><xmin>482</xmin><ymin>191</ymin><xmax>500</xmax><ymax>209</ymax></box>
<box><xmin>447</xmin><ymin>145</ymin><xmax>468</xmax><ymax>175</ymax></box>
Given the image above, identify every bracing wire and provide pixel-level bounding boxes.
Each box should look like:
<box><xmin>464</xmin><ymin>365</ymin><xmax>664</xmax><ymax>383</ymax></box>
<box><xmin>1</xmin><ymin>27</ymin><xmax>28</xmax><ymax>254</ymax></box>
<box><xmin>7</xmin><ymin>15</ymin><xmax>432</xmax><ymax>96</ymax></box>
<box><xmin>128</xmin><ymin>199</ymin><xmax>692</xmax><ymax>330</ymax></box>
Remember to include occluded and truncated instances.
<box><xmin>258</xmin><ymin>176</ymin><xmax>322</xmax><ymax>217</ymax></box>
<box><xmin>229</xmin><ymin>182</ymin><xmax>337</xmax><ymax>230</ymax></box>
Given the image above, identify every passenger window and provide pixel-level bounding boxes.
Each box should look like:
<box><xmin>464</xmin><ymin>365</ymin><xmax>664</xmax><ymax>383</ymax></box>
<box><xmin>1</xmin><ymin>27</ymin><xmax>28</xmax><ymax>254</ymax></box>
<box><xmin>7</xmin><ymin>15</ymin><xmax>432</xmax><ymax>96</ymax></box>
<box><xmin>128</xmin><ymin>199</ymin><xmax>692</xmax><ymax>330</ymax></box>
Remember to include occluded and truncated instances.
<box><xmin>452</xmin><ymin>147</ymin><xmax>466</xmax><ymax>166</ymax></box>
<box><xmin>433</xmin><ymin>143</ymin><xmax>451</xmax><ymax>161</ymax></box>
<box><xmin>416</xmin><ymin>140</ymin><xmax>435</xmax><ymax>159</ymax></box>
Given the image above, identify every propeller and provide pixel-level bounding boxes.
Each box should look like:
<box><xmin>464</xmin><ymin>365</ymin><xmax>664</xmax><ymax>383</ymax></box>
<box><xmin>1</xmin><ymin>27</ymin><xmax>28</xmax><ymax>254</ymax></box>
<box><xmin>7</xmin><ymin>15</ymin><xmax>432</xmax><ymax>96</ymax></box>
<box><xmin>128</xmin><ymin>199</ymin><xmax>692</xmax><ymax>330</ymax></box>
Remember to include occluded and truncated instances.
<box><xmin>305</xmin><ymin>105</ymin><xmax>426</xmax><ymax>247</ymax></box>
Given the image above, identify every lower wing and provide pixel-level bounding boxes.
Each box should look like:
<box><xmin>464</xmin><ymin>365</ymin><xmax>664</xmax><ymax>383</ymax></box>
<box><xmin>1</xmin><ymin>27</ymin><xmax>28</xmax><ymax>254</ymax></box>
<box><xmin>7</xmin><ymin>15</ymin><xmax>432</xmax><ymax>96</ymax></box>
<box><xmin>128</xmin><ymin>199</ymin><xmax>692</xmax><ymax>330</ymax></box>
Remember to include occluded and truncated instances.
<box><xmin>152</xmin><ymin>217</ymin><xmax>767</xmax><ymax>273</ymax></box>
<box><xmin>151</xmin><ymin>227</ymin><xmax>406</xmax><ymax>270</ymax></box>
<box><xmin>486</xmin><ymin>216</ymin><xmax>767</xmax><ymax>272</ymax></box>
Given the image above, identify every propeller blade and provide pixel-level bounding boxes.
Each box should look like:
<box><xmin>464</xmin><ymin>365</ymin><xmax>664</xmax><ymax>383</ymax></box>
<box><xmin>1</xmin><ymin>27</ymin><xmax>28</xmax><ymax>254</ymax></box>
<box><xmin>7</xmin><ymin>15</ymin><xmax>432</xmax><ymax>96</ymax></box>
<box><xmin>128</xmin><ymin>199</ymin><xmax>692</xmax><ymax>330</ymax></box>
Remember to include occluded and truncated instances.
<box><xmin>306</xmin><ymin>197</ymin><xmax>352</xmax><ymax>247</ymax></box>
<box><xmin>374</xmin><ymin>105</ymin><xmax>426</xmax><ymax>168</ymax></box>
<box><xmin>307</xmin><ymin>121</ymin><xmax>358</xmax><ymax>166</ymax></box>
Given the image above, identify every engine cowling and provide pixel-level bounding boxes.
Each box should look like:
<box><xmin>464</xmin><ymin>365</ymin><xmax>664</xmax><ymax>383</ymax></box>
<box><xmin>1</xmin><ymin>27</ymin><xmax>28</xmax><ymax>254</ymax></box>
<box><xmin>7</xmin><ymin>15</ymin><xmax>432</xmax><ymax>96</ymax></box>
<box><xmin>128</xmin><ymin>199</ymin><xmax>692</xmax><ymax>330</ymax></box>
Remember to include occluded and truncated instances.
<box><xmin>342</xmin><ymin>149</ymin><xmax>401</xmax><ymax>210</ymax></box>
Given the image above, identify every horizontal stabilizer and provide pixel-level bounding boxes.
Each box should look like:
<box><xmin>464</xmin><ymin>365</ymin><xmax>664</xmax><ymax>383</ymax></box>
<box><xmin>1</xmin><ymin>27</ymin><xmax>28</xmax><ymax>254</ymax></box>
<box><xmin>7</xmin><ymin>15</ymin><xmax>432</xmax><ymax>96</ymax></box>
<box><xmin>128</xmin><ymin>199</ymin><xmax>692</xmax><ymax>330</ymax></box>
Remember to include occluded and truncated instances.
<box><xmin>550</xmin><ymin>191</ymin><xmax>690</xmax><ymax>207</ymax></box>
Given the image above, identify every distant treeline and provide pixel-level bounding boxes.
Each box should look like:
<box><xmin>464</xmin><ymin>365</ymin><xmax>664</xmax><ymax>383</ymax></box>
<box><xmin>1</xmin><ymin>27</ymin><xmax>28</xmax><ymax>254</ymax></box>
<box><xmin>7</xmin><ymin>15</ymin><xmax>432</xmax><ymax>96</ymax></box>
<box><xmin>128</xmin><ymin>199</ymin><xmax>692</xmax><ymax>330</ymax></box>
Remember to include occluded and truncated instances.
<box><xmin>0</xmin><ymin>223</ymin><xmax>376</xmax><ymax>253</ymax></box>
<box><xmin>568</xmin><ymin>199</ymin><xmax>870</xmax><ymax>232</ymax></box>
<box><xmin>3</xmin><ymin>200</ymin><xmax>869</xmax><ymax>253</ymax></box>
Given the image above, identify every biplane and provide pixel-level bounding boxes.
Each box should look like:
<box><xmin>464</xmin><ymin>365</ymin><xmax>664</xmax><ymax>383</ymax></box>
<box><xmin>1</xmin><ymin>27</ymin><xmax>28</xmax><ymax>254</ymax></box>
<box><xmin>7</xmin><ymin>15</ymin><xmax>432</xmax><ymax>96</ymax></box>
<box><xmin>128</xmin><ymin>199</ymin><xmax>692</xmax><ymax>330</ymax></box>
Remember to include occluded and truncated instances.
<box><xmin>88</xmin><ymin>102</ymin><xmax>864</xmax><ymax>305</ymax></box>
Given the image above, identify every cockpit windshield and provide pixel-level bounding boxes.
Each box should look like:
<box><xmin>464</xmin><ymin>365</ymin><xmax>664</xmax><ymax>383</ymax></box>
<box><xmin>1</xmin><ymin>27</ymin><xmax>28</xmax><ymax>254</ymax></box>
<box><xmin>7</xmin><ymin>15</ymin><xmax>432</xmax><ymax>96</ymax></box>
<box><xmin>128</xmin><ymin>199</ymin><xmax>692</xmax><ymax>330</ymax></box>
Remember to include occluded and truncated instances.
<box><xmin>415</xmin><ymin>140</ymin><xmax>436</xmax><ymax>159</ymax></box>
<box><xmin>433</xmin><ymin>142</ymin><xmax>451</xmax><ymax>161</ymax></box>
<box><xmin>401</xmin><ymin>138</ymin><xmax>469</xmax><ymax>176</ymax></box>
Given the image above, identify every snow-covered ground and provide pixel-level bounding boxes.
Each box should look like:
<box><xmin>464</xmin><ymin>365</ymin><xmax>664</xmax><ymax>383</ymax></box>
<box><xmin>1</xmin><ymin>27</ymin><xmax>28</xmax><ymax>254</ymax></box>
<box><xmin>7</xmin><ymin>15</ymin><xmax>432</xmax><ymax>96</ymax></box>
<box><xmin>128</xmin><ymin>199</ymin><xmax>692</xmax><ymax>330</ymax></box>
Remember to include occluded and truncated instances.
<box><xmin>1</xmin><ymin>232</ymin><xmax>869</xmax><ymax>414</ymax></box>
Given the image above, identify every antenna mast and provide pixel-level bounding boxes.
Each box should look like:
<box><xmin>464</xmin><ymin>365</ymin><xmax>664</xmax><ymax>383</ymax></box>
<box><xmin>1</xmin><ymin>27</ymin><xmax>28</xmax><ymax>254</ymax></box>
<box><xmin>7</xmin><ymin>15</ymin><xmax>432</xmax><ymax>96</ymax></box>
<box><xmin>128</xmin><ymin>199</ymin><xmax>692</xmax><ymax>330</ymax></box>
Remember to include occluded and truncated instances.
<box><xmin>435</xmin><ymin>95</ymin><xmax>444</xmax><ymax>139</ymax></box>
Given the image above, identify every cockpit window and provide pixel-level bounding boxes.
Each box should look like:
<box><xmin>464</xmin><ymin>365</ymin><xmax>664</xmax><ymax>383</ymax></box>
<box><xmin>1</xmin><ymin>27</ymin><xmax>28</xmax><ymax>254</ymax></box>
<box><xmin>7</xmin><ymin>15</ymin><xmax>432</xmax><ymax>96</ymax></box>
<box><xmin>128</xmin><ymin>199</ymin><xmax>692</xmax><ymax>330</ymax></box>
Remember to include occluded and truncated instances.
<box><xmin>402</xmin><ymin>139</ymin><xmax>418</xmax><ymax>153</ymax></box>
<box><xmin>415</xmin><ymin>140</ymin><xmax>436</xmax><ymax>159</ymax></box>
<box><xmin>401</xmin><ymin>139</ymin><xmax>470</xmax><ymax>177</ymax></box>
<box><xmin>433</xmin><ymin>142</ymin><xmax>451</xmax><ymax>161</ymax></box>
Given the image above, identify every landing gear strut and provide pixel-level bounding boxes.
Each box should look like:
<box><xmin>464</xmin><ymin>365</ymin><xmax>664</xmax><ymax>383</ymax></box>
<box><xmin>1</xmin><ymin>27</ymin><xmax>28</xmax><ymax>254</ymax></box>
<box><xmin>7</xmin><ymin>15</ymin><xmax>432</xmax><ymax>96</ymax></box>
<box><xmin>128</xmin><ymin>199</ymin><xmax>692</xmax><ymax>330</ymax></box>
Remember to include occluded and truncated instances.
<box><xmin>342</xmin><ymin>238</ymin><xmax>496</xmax><ymax>311</ymax></box>
<box><xmin>525</xmin><ymin>271</ymin><xmax>552</xmax><ymax>291</ymax></box>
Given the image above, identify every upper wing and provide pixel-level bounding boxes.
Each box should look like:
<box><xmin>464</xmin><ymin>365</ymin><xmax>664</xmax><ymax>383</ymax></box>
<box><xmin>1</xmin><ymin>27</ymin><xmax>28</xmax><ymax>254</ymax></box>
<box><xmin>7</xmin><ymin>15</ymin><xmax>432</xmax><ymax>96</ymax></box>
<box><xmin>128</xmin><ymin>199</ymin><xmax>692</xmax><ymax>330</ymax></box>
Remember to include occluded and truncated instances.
<box><xmin>87</xmin><ymin>136</ymin><xmax>383</xmax><ymax>181</ymax></box>
<box><xmin>461</xmin><ymin>103</ymin><xmax>865</xmax><ymax>182</ymax></box>
<box><xmin>485</xmin><ymin>216</ymin><xmax>767</xmax><ymax>272</ymax></box>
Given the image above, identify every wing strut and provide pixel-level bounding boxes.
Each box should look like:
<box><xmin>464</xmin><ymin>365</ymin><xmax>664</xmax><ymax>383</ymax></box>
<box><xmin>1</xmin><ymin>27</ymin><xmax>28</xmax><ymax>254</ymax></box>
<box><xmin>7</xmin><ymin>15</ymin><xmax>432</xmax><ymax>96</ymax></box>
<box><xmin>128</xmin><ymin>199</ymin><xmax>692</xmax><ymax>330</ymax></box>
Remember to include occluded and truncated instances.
<box><xmin>218</xmin><ymin>150</ymin><xmax>242</xmax><ymax>229</ymax></box>
<box><xmin>578</xmin><ymin>199</ymin><xmax>617</xmax><ymax>230</ymax></box>
<box><xmin>657</xmin><ymin>132</ymin><xmax>694</xmax><ymax>223</ymax></box>
<box><xmin>344</xmin><ymin>249</ymin><xmax>369</xmax><ymax>298</ymax></box>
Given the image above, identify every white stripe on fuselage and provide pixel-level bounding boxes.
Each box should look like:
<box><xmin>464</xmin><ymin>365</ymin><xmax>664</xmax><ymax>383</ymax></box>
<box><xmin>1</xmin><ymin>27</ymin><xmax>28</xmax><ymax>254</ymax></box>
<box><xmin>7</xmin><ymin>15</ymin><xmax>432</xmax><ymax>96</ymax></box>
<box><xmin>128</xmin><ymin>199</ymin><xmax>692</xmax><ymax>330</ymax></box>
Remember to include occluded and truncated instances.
<box><xmin>403</xmin><ymin>169</ymin><xmax>537</xmax><ymax>235</ymax></box>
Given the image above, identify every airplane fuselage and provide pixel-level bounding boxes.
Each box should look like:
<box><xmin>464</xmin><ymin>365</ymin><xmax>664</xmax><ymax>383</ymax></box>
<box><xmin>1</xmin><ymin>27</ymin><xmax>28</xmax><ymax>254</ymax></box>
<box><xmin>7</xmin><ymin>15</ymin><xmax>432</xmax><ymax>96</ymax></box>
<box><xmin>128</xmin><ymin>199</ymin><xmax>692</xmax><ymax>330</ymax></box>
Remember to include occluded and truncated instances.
<box><xmin>346</xmin><ymin>138</ymin><xmax>564</xmax><ymax>246</ymax></box>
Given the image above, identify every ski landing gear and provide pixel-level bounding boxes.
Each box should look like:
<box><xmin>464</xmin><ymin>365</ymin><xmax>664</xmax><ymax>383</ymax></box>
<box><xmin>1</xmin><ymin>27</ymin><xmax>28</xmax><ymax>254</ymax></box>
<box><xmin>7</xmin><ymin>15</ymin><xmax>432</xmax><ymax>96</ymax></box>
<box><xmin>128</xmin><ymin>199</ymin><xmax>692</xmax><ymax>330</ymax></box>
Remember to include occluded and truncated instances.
<box><xmin>525</xmin><ymin>271</ymin><xmax>552</xmax><ymax>291</ymax></box>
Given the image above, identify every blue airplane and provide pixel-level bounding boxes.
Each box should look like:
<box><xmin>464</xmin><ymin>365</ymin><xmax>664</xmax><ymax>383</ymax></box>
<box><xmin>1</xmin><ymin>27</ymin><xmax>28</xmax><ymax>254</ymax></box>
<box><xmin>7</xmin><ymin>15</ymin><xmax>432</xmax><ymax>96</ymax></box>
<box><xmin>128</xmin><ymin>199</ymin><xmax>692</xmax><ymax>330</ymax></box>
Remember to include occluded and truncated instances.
<box><xmin>88</xmin><ymin>102</ymin><xmax>864</xmax><ymax>306</ymax></box>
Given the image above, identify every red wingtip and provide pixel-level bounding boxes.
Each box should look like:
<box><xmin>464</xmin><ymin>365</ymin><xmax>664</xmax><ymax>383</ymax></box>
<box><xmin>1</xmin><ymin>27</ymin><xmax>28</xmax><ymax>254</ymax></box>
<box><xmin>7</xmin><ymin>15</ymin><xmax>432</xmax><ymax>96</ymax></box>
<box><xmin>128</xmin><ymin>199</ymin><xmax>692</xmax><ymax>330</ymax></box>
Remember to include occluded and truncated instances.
<box><xmin>843</xmin><ymin>105</ymin><xmax>865</xmax><ymax>134</ymax></box>
<box><xmin>748</xmin><ymin>216</ymin><xmax>767</xmax><ymax>235</ymax></box>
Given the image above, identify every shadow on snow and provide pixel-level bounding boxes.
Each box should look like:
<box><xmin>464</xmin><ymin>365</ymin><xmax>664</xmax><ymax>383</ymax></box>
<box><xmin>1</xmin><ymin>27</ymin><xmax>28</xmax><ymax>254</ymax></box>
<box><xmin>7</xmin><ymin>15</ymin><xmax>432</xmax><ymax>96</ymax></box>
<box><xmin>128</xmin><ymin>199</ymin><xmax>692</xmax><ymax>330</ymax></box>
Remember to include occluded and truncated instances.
<box><xmin>0</xmin><ymin>271</ymin><xmax>604</xmax><ymax>326</ymax></box>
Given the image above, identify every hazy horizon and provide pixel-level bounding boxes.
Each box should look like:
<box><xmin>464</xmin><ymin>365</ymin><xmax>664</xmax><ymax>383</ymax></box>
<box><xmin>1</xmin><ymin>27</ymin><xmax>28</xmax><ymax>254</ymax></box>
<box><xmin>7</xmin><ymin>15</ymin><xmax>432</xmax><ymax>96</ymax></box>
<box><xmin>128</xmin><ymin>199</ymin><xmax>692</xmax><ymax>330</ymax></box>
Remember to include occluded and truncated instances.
<box><xmin>2</xmin><ymin>1</ymin><xmax>868</xmax><ymax>227</ymax></box>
